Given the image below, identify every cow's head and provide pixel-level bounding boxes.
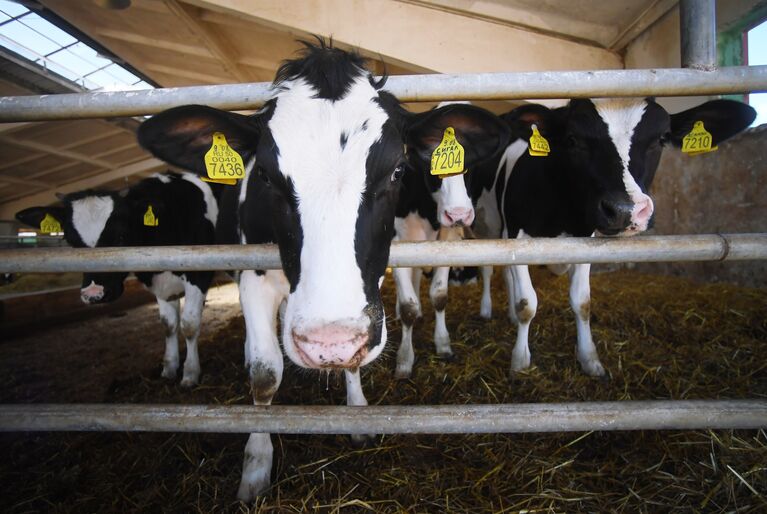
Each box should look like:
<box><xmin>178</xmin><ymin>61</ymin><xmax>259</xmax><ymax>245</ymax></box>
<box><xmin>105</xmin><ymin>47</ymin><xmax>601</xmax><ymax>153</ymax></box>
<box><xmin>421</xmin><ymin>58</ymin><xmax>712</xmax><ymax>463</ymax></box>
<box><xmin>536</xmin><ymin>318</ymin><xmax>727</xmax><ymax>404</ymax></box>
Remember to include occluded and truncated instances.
<box><xmin>138</xmin><ymin>41</ymin><xmax>509</xmax><ymax>370</ymax></box>
<box><xmin>416</xmin><ymin>102</ymin><xmax>509</xmax><ymax>227</ymax></box>
<box><xmin>16</xmin><ymin>191</ymin><xmax>135</xmax><ymax>304</ymax></box>
<box><xmin>503</xmin><ymin>98</ymin><xmax>755</xmax><ymax>236</ymax></box>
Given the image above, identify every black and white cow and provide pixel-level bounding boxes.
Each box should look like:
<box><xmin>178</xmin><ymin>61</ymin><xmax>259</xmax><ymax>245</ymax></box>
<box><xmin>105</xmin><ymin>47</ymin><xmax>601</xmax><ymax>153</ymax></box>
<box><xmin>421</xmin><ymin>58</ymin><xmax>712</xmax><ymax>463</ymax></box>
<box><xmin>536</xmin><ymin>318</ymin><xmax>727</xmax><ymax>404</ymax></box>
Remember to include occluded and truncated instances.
<box><xmin>15</xmin><ymin>172</ymin><xmax>222</xmax><ymax>386</ymax></box>
<box><xmin>136</xmin><ymin>41</ymin><xmax>510</xmax><ymax>501</ymax></box>
<box><xmin>393</xmin><ymin>101</ymin><xmax>509</xmax><ymax>378</ymax></box>
<box><xmin>495</xmin><ymin>98</ymin><xmax>755</xmax><ymax>376</ymax></box>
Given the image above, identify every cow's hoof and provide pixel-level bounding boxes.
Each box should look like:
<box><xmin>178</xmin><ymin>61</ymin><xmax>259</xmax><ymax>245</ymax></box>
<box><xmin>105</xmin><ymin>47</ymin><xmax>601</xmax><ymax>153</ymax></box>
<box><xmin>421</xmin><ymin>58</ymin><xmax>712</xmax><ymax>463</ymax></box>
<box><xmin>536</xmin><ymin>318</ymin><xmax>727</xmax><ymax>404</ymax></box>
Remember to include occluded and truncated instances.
<box><xmin>394</xmin><ymin>366</ymin><xmax>413</xmax><ymax>380</ymax></box>
<box><xmin>437</xmin><ymin>351</ymin><xmax>455</xmax><ymax>362</ymax></box>
<box><xmin>581</xmin><ymin>359</ymin><xmax>608</xmax><ymax>379</ymax></box>
<box><xmin>236</xmin><ymin>478</ymin><xmax>270</xmax><ymax>503</ymax></box>
<box><xmin>161</xmin><ymin>366</ymin><xmax>177</xmax><ymax>380</ymax></box>
<box><xmin>180</xmin><ymin>374</ymin><xmax>199</xmax><ymax>388</ymax></box>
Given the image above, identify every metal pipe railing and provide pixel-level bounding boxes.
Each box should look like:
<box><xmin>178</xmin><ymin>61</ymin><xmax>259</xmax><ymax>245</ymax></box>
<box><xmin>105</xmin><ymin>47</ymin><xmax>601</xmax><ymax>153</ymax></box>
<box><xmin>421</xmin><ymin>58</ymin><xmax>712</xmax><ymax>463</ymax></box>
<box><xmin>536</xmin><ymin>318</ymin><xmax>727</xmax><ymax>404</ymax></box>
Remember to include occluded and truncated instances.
<box><xmin>680</xmin><ymin>0</ymin><xmax>717</xmax><ymax>70</ymax></box>
<box><xmin>0</xmin><ymin>400</ymin><xmax>764</xmax><ymax>434</ymax></box>
<box><xmin>1</xmin><ymin>234</ymin><xmax>765</xmax><ymax>273</ymax></box>
<box><xmin>1</xmin><ymin>66</ymin><xmax>767</xmax><ymax>122</ymax></box>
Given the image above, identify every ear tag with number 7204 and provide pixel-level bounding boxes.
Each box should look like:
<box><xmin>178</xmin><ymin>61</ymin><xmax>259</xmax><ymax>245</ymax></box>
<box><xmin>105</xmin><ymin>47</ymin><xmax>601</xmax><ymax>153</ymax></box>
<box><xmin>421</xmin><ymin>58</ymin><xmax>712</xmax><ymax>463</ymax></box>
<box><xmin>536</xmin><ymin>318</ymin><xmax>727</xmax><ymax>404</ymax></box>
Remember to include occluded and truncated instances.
<box><xmin>682</xmin><ymin>120</ymin><xmax>717</xmax><ymax>155</ymax></box>
<box><xmin>430</xmin><ymin>127</ymin><xmax>465</xmax><ymax>178</ymax></box>
<box><xmin>204</xmin><ymin>132</ymin><xmax>245</xmax><ymax>181</ymax></box>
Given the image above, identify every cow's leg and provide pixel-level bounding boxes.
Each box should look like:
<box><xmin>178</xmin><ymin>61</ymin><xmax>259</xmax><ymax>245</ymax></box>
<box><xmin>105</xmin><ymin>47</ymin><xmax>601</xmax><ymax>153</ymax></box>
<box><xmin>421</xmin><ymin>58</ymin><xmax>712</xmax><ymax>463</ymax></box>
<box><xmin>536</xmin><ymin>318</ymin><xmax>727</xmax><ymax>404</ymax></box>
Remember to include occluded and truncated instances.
<box><xmin>157</xmin><ymin>298</ymin><xmax>180</xmax><ymax>379</ymax></box>
<box><xmin>345</xmin><ymin>368</ymin><xmax>375</xmax><ymax>445</ymax></box>
<box><xmin>569</xmin><ymin>263</ymin><xmax>606</xmax><ymax>377</ymax></box>
<box><xmin>237</xmin><ymin>270</ymin><xmax>286</xmax><ymax>502</ymax></box>
<box><xmin>393</xmin><ymin>266</ymin><xmax>421</xmax><ymax>379</ymax></box>
<box><xmin>508</xmin><ymin>264</ymin><xmax>538</xmax><ymax>373</ymax></box>
<box><xmin>179</xmin><ymin>282</ymin><xmax>205</xmax><ymax>387</ymax></box>
<box><xmin>429</xmin><ymin>266</ymin><xmax>453</xmax><ymax>359</ymax></box>
<box><xmin>480</xmin><ymin>265</ymin><xmax>493</xmax><ymax>319</ymax></box>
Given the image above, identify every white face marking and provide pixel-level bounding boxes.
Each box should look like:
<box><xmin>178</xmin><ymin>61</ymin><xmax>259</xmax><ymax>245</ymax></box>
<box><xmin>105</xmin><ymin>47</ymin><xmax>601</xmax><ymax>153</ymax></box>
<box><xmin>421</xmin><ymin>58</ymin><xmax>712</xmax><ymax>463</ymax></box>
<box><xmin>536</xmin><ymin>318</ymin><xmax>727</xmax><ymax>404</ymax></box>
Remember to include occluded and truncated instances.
<box><xmin>152</xmin><ymin>173</ymin><xmax>171</xmax><ymax>184</ymax></box>
<box><xmin>71</xmin><ymin>195</ymin><xmax>114</xmax><ymax>247</ymax></box>
<box><xmin>434</xmin><ymin>174</ymin><xmax>473</xmax><ymax>226</ymax></box>
<box><xmin>269</xmin><ymin>76</ymin><xmax>389</xmax><ymax>355</ymax></box>
<box><xmin>181</xmin><ymin>173</ymin><xmax>219</xmax><ymax>226</ymax></box>
<box><xmin>593</xmin><ymin>98</ymin><xmax>654</xmax><ymax>233</ymax></box>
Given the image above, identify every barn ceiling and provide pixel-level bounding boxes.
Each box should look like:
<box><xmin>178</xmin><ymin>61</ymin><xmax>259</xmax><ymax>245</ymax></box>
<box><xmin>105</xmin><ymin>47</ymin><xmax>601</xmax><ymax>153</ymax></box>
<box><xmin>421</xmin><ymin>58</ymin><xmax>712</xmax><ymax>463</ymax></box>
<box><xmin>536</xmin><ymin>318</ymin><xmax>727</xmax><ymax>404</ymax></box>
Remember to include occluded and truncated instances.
<box><xmin>0</xmin><ymin>0</ymin><xmax>762</xmax><ymax>220</ymax></box>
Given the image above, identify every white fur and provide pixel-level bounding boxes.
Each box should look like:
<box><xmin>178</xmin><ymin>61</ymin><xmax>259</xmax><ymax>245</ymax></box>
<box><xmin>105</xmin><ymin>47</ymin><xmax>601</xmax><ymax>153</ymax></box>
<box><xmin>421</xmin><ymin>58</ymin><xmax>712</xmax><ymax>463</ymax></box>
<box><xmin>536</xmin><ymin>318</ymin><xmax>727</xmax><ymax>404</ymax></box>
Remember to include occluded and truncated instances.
<box><xmin>152</xmin><ymin>173</ymin><xmax>171</xmax><ymax>184</ymax></box>
<box><xmin>593</xmin><ymin>98</ymin><xmax>654</xmax><ymax>231</ymax></box>
<box><xmin>181</xmin><ymin>173</ymin><xmax>219</xmax><ymax>226</ymax></box>
<box><xmin>179</xmin><ymin>281</ymin><xmax>205</xmax><ymax>386</ymax></box>
<box><xmin>268</xmin><ymin>76</ymin><xmax>389</xmax><ymax>367</ymax></box>
<box><xmin>157</xmin><ymin>297</ymin><xmax>180</xmax><ymax>379</ymax></box>
<box><xmin>434</xmin><ymin>175</ymin><xmax>473</xmax><ymax>225</ymax></box>
<box><xmin>71</xmin><ymin>196</ymin><xmax>114</xmax><ymax>248</ymax></box>
<box><xmin>148</xmin><ymin>271</ymin><xmax>185</xmax><ymax>300</ymax></box>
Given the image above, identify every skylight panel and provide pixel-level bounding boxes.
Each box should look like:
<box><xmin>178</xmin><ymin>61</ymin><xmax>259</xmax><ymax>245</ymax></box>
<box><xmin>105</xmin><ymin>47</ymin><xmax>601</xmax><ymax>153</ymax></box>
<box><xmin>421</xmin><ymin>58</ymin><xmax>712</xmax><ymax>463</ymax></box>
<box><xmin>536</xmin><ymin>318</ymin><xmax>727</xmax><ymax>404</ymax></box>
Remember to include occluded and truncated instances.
<box><xmin>0</xmin><ymin>1</ymin><xmax>154</xmax><ymax>93</ymax></box>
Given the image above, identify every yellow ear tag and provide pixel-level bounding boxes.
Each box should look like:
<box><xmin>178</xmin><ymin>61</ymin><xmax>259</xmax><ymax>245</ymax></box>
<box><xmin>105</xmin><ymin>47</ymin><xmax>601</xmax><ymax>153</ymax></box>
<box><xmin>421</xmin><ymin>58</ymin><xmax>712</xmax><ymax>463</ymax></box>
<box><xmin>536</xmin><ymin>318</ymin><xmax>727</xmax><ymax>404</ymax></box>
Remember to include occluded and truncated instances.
<box><xmin>430</xmin><ymin>127</ymin><xmax>465</xmax><ymax>178</ymax></box>
<box><xmin>39</xmin><ymin>213</ymin><xmax>62</xmax><ymax>234</ymax></box>
<box><xmin>143</xmin><ymin>205</ymin><xmax>159</xmax><ymax>227</ymax></box>
<box><xmin>202</xmin><ymin>177</ymin><xmax>238</xmax><ymax>186</ymax></box>
<box><xmin>205</xmin><ymin>132</ymin><xmax>245</xmax><ymax>180</ymax></box>
<box><xmin>528</xmin><ymin>124</ymin><xmax>550</xmax><ymax>157</ymax></box>
<box><xmin>682</xmin><ymin>120</ymin><xmax>717</xmax><ymax>155</ymax></box>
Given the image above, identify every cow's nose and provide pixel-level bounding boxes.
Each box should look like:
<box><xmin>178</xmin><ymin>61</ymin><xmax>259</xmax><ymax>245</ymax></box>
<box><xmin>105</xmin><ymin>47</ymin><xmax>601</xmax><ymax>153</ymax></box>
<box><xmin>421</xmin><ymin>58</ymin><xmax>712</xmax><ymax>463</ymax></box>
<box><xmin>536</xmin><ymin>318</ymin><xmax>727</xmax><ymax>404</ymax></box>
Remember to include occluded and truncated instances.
<box><xmin>443</xmin><ymin>207</ymin><xmax>474</xmax><ymax>227</ymax></box>
<box><xmin>632</xmin><ymin>195</ymin><xmax>654</xmax><ymax>226</ymax></box>
<box><xmin>598</xmin><ymin>197</ymin><xmax>633</xmax><ymax>231</ymax></box>
<box><xmin>80</xmin><ymin>281</ymin><xmax>104</xmax><ymax>304</ymax></box>
<box><xmin>292</xmin><ymin>324</ymin><xmax>369</xmax><ymax>369</ymax></box>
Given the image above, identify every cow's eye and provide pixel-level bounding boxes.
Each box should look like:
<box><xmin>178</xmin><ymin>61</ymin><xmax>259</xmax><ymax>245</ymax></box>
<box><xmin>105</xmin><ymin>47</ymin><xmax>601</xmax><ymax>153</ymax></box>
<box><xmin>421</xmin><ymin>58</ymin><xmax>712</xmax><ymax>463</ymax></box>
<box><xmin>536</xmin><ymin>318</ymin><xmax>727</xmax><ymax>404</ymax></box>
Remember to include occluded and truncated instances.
<box><xmin>257</xmin><ymin>166</ymin><xmax>270</xmax><ymax>185</ymax></box>
<box><xmin>391</xmin><ymin>164</ymin><xmax>406</xmax><ymax>182</ymax></box>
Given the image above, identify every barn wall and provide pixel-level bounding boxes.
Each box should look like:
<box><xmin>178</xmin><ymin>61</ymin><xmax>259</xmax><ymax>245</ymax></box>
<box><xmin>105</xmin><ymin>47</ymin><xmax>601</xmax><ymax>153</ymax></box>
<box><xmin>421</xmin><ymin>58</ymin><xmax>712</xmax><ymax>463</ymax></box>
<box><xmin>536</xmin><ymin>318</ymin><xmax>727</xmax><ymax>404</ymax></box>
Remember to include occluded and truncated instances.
<box><xmin>632</xmin><ymin>126</ymin><xmax>767</xmax><ymax>287</ymax></box>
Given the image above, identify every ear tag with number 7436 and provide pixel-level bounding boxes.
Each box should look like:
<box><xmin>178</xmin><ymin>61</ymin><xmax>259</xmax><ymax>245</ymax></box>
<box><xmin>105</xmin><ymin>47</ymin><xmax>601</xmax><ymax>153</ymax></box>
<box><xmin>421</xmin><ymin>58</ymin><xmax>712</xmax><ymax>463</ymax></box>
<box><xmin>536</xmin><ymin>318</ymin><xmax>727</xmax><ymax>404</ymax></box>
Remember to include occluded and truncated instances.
<box><xmin>430</xmin><ymin>127</ymin><xmax>465</xmax><ymax>178</ymax></box>
<box><xmin>204</xmin><ymin>132</ymin><xmax>245</xmax><ymax>182</ymax></box>
<box><xmin>682</xmin><ymin>120</ymin><xmax>717</xmax><ymax>155</ymax></box>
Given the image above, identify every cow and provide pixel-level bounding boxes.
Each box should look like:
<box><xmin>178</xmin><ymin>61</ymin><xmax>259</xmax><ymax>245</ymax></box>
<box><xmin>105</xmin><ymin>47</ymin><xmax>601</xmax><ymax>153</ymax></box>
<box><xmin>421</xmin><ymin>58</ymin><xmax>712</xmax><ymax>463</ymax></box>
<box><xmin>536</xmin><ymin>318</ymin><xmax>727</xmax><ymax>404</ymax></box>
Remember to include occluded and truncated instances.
<box><xmin>495</xmin><ymin>98</ymin><xmax>755</xmax><ymax>377</ymax></box>
<box><xmin>393</xmin><ymin>101</ymin><xmax>509</xmax><ymax>378</ymax></box>
<box><xmin>15</xmin><ymin>171</ymin><xmax>222</xmax><ymax>387</ymax></box>
<box><xmin>136</xmin><ymin>40</ymin><xmax>510</xmax><ymax>501</ymax></box>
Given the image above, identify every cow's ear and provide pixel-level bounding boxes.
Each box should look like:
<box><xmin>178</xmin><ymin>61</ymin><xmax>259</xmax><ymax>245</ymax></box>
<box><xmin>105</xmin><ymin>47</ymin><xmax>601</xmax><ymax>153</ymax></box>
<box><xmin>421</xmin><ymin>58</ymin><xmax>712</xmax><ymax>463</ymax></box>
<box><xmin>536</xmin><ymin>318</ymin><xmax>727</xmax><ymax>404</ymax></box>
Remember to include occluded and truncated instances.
<box><xmin>668</xmin><ymin>99</ymin><xmax>756</xmax><ymax>147</ymax></box>
<box><xmin>405</xmin><ymin>104</ymin><xmax>511</xmax><ymax>171</ymax></box>
<box><xmin>16</xmin><ymin>206</ymin><xmax>66</xmax><ymax>228</ymax></box>
<box><xmin>138</xmin><ymin>105</ymin><xmax>261</xmax><ymax>175</ymax></box>
<box><xmin>500</xmin><ymin>103</ymin><xmax>553</xmax><ymax>140</ymax></box>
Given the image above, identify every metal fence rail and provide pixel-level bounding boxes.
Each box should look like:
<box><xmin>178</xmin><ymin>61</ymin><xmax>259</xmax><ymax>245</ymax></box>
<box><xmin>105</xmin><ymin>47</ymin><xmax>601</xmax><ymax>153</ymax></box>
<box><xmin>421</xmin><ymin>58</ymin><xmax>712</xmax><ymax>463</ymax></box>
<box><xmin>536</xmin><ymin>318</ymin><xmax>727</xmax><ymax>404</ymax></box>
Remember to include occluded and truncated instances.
<box><xmin>1</xmin><ymin>401</ymin><xmax>765</xmax><ymax>434</ymax></box>
<box><xmin>1</xmin><ymin>233</ymin><xmax>765</xmax><ymax>273</ymax></box>
<box><xmin>1</xmin><ymin>65</ymin><xmax>767</xmax><ymax>121</ymax></box>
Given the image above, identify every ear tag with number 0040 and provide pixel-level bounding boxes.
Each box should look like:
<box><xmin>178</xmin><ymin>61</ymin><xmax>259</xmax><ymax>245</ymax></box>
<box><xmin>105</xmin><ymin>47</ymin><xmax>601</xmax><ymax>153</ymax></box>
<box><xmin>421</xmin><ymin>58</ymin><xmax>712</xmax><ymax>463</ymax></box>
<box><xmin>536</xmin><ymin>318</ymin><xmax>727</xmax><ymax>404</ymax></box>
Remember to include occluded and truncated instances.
<box><xmin>682</xmin><ymin>120</ymin><xmax>717</xmax><ymax>155</ymax></box>
<box><xmin>528</xmin><ymin>124</ymin><xmax>550</xmax><ymax>157</ymax></box>
<box><xmin>39</xmin><ymin>213</ymin><xmax>62</xmax><ymax>234</ymax></box>
<box><xmin>205</xmin><ymin>132</ymin><xmax>245</xmax><ymax>180</ymax></box>
<box><xmin>143</xmin><ymin>205</ymin><xmax>159</xmax><ymax>227</ymax></box>
<box><xmin>430</xmin><ymin>127</ymin><xmax>465</xmax><ymax>178</ymax></box>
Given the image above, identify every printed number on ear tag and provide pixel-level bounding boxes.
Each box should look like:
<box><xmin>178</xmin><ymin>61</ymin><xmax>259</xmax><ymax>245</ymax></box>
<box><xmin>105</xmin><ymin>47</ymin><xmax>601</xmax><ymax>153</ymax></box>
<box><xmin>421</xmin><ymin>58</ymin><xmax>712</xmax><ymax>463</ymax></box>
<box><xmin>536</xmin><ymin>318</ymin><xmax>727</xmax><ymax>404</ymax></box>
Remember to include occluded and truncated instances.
<box><xmin>143</xmin><ymin>205</ymin><xmax>159</xmax><ymax>227</ymax></box>
<box><xmin>528</xmin><ymin>124</ymin><xmax>550</xmax><ymax>157</ymax></box>
<box><xmin>205</xmin><ymin>132</ymin><xmax>246</xmax><ymax>180</ymax></box>
<box><xmin>430</xmin><ymin>127</ymin><xmax>465</xmax><ymax>178</ymax></box>
<box><xmin>39</xmin><ymin>213</ymin><xmax>62</xmax><ymax>234</ymax></box>
<box><xmin>682</xmin><ymin>120</ymin><xmax>717</xmax><ymax>155</ymax></box>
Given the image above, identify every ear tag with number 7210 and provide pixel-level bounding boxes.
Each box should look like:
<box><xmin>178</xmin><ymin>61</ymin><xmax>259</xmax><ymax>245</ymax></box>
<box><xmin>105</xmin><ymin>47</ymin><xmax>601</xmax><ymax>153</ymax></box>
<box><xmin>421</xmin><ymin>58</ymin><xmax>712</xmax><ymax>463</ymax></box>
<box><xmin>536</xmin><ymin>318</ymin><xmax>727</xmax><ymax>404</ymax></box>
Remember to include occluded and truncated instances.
<box><xmin>430</xmin><ymin>127</ymin><xmax>465</xmax><ymax>178</ymax></box>
<box><xmin>204</xmin><ymin>132</ymin><xmax>246</xmax><ymax>181</ymax></box>
<box><xmin>682</xmin><ymin>120</ymin><xmax>717</xmax><ymax>155</ymax></box>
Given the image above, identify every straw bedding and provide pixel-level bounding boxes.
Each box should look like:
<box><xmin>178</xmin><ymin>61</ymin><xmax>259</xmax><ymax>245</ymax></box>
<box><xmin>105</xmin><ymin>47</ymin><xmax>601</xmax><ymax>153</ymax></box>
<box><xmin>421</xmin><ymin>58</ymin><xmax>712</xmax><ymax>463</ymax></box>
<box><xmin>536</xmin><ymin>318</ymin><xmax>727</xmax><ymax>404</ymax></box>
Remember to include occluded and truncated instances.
<box><xmin>1</xmin><ymin>268</ymin><xmax>765</xmax><ymax>513</ymax></box>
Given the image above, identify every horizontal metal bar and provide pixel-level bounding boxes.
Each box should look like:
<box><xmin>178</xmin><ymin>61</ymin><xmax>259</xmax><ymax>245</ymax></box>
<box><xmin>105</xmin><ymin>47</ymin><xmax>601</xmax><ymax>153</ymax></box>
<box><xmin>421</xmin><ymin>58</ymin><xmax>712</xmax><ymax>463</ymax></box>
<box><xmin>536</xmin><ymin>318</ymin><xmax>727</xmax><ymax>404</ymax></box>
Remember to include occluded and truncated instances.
<box><xmin>1</xmin><ymin>66</ymin><xmax>766</xmax><ymax>121</ymax></box>
<box><xmin>1</xmin><ymin>400</ymin><xmax>764</xmax><ymax>434</ymax></box>
<box><xmin>0</xmin><ymin>234</ymin><xmax>765</xmax><ymax>273</ymax></box>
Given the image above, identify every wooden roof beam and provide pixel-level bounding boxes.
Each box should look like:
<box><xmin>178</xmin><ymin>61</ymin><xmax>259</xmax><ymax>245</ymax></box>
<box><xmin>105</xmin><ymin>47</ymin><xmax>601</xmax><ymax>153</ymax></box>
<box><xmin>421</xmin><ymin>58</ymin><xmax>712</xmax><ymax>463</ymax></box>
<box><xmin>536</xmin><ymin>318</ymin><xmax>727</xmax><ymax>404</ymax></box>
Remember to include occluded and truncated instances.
<box><xmin>163</xmin><ymin>0</ymin><xmax>254</xmax><ymax>82</ymax></box>
<box><xmin>184</xmin><ymin>0</ymin><xmax>623</xmax><ymax>74</ymax></box>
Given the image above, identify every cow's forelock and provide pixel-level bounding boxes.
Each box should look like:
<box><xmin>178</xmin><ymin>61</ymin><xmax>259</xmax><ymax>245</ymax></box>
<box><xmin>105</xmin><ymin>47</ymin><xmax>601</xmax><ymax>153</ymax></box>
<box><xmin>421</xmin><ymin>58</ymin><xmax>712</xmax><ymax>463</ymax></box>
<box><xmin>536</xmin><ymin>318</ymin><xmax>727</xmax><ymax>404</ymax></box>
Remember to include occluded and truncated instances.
<box><xmin>268</xmin><ymin>75</ymin><xmax>390</xmax><ymax>354</ymax></box>
<box><xmin>71</xmin><ymin>195</ymin><xmax>114</xmax><ymax>247</ymax></box>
